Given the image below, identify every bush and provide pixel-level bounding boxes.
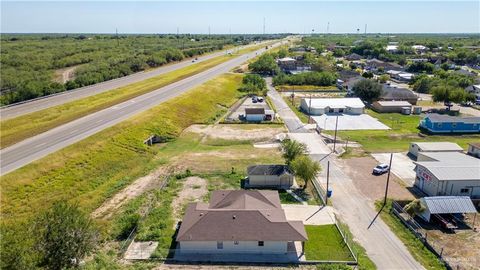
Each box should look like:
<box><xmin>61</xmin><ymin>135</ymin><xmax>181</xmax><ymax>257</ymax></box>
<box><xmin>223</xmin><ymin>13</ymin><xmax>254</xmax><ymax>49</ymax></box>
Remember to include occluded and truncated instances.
<box><xmin>273</xmin><ymin>71</ymin><xmax>337</xmax><ymax>86</ymax></box>
<box><xmin>352</xmin><ymin>79</ymin><xmax>383</xmax><ymax>102</ymax></box>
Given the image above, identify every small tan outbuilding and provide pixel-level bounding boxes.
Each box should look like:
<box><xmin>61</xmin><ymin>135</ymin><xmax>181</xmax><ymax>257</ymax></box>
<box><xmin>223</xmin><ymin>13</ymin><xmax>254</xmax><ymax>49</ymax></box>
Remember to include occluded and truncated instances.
<box><xmin>246</xmin><ymin>165</ymin><xmax>294</xmax><ymax>188</ymax></box>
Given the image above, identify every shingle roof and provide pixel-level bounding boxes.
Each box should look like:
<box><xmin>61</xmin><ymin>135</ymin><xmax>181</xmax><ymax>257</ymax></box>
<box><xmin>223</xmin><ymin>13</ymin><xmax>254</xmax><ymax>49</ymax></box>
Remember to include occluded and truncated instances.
<box><xmin>421</xmin><ymin>196</ymin><xmax>477</xmax><ymax>214</ymax></box>
<box><xmin>245</xmin><ymin>108</ymin><xmax>265</xmax><ymax>115</ymax></box>
<box><xmin>425</xmin><ymin>113</ymin><xmax>480</xmax><ymax>124</ymax></box>
<box><xmin>247</xmin><ymin>165</ymin><xmax>292</xmax><ymax>176</ymax></box>
<box><xmin>415</xmin><ymin>152</ymin><xmax>480</xmax><ymax>181</ymax></box>
<box><xmin>381</xmin><ymin>85</ymin><xmax>418</xmax><ymax>101</ymax></box>
<box><xmin>176</xmin><ymin>190</ymin><xmax>308</xmax><ymax>242</ymax></box>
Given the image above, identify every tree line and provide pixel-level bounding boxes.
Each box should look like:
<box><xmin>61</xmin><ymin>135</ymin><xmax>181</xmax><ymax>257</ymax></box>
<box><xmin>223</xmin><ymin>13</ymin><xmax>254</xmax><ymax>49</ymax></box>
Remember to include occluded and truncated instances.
<box><xmin>1</xmin><ymin>34</ymin><xmax>243</xmax><ymax>105</ymax></box>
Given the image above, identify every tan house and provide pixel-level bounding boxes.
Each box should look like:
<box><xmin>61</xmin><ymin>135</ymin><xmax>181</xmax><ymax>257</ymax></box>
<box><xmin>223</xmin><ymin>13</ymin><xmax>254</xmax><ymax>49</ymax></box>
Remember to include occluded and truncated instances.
<box><xmin>246</xmin><ymin>165</ymin><xmax>294</xmax><ymax>188</ymax></box>
<box><xmin>175</xmin><ymin>190</ymin><xmax>307</xmax><ymax>258</ymax></box>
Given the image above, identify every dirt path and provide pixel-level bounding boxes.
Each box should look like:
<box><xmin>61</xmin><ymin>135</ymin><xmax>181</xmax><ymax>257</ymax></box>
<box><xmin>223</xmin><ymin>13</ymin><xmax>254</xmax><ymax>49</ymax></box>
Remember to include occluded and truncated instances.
<box><xmin>54</xmin><ymin>65</ymin><xmax>81</xmax><ymax>83</ymax></box>
<box><xmin>92</xmin><ymin>166</ymin><xmax>171</xmax><ymax>219</ymax></box>
<box><xmin>172</xmin><ymin>176</ymin><xmax>208</xmax><ymax>222</ymax></box>
<box><xmin>185</xmin><ymin>124</ymin><xmax>285</xmax><ymax>142</ymax></box>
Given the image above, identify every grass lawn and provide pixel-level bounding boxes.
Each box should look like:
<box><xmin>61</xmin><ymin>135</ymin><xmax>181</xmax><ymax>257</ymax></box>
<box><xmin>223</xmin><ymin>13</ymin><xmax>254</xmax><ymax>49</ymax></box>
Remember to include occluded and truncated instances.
<box><xmin>326</xmin><ymin>110</ymin><xmax>480</xmax><ymax>153</ymax></box>
<box><xmin>304</xmin><ymin>225</ymin><xmax>355</xmax><ymax>261</ymax></box>
<box><xmin>0</xmin><ymin>73</ymin><xmax>244</xmax><ymax>226</ymax></box>
<box><xmin>375</xmin><ymin>200</ymin><xmax>446</xmax><ymax>270</ymax></box>
<box><xmin>0</xmin><ymin>43</ymin><xmax>269</xmax><ymax>149</ymax></box>
<box><xmin>276</xmin><ymin>85</ymin><xmax>339</xmax><ymax>91</ymax></box>
<box><xmin>281</xmin><ymin>95</ymin><xmax>310</xmax><ymax>123</ymax></box>
<box><xmin>278</xmin><ymin>190</ymin><xmax>303</xmax><ymax>204</ymax></box>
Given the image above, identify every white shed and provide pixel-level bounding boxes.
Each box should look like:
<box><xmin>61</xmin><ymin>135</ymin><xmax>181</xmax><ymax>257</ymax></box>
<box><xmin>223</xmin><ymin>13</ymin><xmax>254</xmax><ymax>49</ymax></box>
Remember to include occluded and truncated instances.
<box><xmin>245</xmin><ymin>108</ymin><xmax>265</xmax><ymax>122</ymax></box>
<box><xmin>300</xmin><ymin>98</ymin><xmax>365</xmax><ymax>115</ymax></box>
<box><xmin>408</xmin><ymin>142</ymin><xmax>463</xmax><ymax>158</ymax></box>
<box><xmin>468</xmin><ymin>143</ymin><xmax>480</xmax><ymax>158</ymax></box>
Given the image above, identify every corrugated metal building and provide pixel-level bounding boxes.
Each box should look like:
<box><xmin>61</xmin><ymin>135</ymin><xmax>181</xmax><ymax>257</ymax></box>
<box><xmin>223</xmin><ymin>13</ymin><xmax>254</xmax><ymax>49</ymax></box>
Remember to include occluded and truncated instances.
<box><xmin>408</xmin><ymin>142</ymin><xmax>464</xmax><ymax>158</ymax></box>
<box><xmin>418</xmin><ymin>196</ymin><xmax>477</xmax><ymax>222</ymax></box>
<box><xmin>414</xmin><ymin>152</ymin><xmax>480</xmax><ymax>198</ymax></box>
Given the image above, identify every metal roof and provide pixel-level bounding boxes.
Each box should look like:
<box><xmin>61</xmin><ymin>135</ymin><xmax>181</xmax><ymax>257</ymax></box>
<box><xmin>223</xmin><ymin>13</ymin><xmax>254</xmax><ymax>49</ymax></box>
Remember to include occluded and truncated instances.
<box><xmin>412</xmin><ymin>142</ymin><xmax>463</xmax><ymax>152</ymax></box>
<box><xmin>376</xmin><ymin>101</ymin><xmax>412</xmax><ymax>107</ymax></box>
<box><xmin>421</xmin><ymin>196</ymin><xmax>477</xmax><ymax>214</ymax></box>
<box><xmin>415</xmin><ymin>152</ymin><xmax>480</xmax><ymax>181</ymax></box>
<box><xmin>302</xmin><ymin>97</ymin><xmax>365</xmax><ymax>109</ymax></box>
<box><xmin>425</xmin><ymin>113</ymin><xmax>480</xmax><ymax>124</ymax></box>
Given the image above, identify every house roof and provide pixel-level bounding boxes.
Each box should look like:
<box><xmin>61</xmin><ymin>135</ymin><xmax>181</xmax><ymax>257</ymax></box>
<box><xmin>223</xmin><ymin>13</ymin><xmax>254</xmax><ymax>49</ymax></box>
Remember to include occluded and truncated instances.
<box><xmin>421</xmin><ymin>196</ymin><xmax>477</xmax><ymax>214</ymax></box>
<box><xmin>424</xmin><ymin>113</ymin><xmax>480</xmax><ymax>124</ymax></box>
<box><xmin>375</xmin><ymin>101</ymin><xmax>412</xmax><ymax>107</ymax></box>
<box><xmin>247</xmin><ymin>165</ymin><xmax>292</xmax><ymax>176</ymax></box>
<box><xmin>381</xmin><ymin>85</ymin><xmax>418</xmax><ymax>101</ymax></box>
<box><xmin>245</xmin><ymin>108</ymin><xmax>265</xmax><ymax>115</ymax></box>
<box><xmin>277</xmin><ymin>57</ymin><xmax>296</xmax><ymax>62</ymax></box>
<box><xmin>176</xmin><ymin>190</ymin><xmax>308</xmax><ymax>242</ymax></box>
<box><xmin>302</xmin><ymin>98</ymin><xmax>365</xmax><ymax>109</ymax></box>
<box><xmin>412</xmin><ymin>142</ymin><xmax>463</xmax><ymax>152</ymax></box>
<box><xmin>415</xmin><ymin>152</ymin><xmax>480</xmax><ymax>181</ymax></box>
<box><xmin>345</xmin><ymin>53</ymin><xmax>362</xmax><ymax>60</ymax></box>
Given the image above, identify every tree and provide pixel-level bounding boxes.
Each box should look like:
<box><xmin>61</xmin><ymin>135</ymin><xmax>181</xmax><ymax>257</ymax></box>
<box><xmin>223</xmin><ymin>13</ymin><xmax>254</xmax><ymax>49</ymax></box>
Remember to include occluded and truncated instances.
<box><xmin>248</xmin><ymin>54</ymin><xmax>279</xmax><ymax>75</ymax></box>
<box><xmin>35</xmin><ymin>201</ymin><xmax>98</xmax><ymax>270</ymax></box>
<box><xmin>311</xmin><ymin>57</ymin><xmax>333</xmax><ymax>72</ymax></box>
<box><xmin>281</xmin><ymin>139</ymin><xmax>307</xmax><ymax>165</ymax></box>
<box><xmin>378</xmin><ymin>74</ymin><xmax>390</xmax><ymax>83</ymax></box>
<box><xmin>412</xmin><ymin>75</ymin><xmax>438</xmax><ymax>93</ymax></box>
<box><xmin>352</xmin><ymin>79</ymin><xmax>383</xmax><ymax>103</ymax></box>
<box><xmin>431</xmin><ymin>85</ymin><xmax>469</xmax><ymax>104</ymax></box>
<box><xmin>290</xmin><ymin>155</ymin><xmax>321</xmax><ymax>190</ymax></box>
<box><xmin>362</xmin><ymin>71</ymin><xmax>374</xmax><ymax>79</ymax></box>
<box><xmin>403</xmin><ymin>199</ymin><xmax>425</xmax><ymax>218</ymax></box>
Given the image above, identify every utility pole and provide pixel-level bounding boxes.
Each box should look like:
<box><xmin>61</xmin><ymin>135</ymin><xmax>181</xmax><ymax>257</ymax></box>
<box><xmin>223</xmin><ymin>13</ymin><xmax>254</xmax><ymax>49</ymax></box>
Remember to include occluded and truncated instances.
<box><xmin>115</xmin><ymin>28</ymin><xmax>119</xmax><ymax>46</ymax></box>
<box><xmin>325</xmin><ymin>161</ymin><xmax>330</xmax><ymax>205</ymax></box>
<box><xmin>364</xmin><ymin>24</ymin><xmax>367</xmax><ymax>35</ymax></box>
<box><xmin>208</xmin><ymin>26</ymin><xmax>211</xmax><ymax>36</ymax></box>
<box><xmin>332</xmin><ymin>115</ymin><xmax>339</xmax><ymax>153</ymax></box>
<box><xmin>383</xmin><ymin>153</ymin><xmax>394</xmax><ymax>206</ymax></box>
<box><xmin>326</xmin><ymin>22</ymin><xmax>330</xmax><ymax>34</ymax></box>
<box><xmin>263</xmin><ymin>17</ymin><xmax>266</xmax><ymax>35</ymax></box>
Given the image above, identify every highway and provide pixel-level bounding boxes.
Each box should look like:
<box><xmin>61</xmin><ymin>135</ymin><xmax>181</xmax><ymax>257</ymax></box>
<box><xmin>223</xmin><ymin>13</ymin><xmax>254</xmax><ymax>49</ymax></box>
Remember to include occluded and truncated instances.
<box><xmin>0</xmin><ymin>42</ymin><xmax>283</xmax><ymax>176</ymax></box>
<box><xmin>0</xmin><ymin>42</ymin><xmax>266</xmax><ymax>120</ymax></box>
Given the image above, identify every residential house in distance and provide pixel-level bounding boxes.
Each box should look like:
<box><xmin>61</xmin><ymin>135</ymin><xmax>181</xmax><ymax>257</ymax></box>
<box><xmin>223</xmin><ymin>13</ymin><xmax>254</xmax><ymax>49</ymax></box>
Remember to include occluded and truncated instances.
<box><xmin>386</xmin><ymin>43</ymin><xmax>399</xmax><ymax>53</ymax></box>
<box><xmin>386</xmin><ymin>70</ymin><xmax>414</xmax><ymax>82</ymax></box>
<box><xmin>366</xmin><ymin>58</ymin><xmax>403</xmax><ymax>72</ymax></box>
<box><xmin>175</xmin><ymin>190</ymin><xmax>308</xmax><ymax>259</ymax></box>
<box><xmin>277</xmin><ymin>57</ymin><xmax>297</xmax><ymax>71</ymax></box>
<box><xmin>467</xmin><ymin>143</ymin><xmax>480</xmax><ymax>158</ymax></box>
<box><xmin>465</xmin><ymin>84</ymin><xmax>480</xmax><ymax>100</ymax></box>
<box><xmin>246</xmin><ymin>165</ymin><xmax>294</xmax><ymax>188</ymax></box>
<box><xmin>414</xmin><ymin>152</ymin><xmax>480</xmax><ymax>198</ymax></box>
<box><xmin>408</xmin><ymin>142</ymin><xmax>464</xmax><ymax>159</ymax></box>
<box><xmin>380</xmin><ymin>85</ymin><xmax>418</xmax><ymax>105</ymax></box>
<box><xmin>371</xmin><ymin>100</ymin><xmax>412</xmax><ymax>114</ymax></box>
<box><xmin>411</xmin><ymin>45</ymin><xmax>428</xmax><ymax>53</ymax></box>
<box><xmin>345</xmin><ymin>53</ymin><xmax>362</xmax><ymax>61</ymax></box>
<box><xmin>419</xmin><ymin>114</ymin><xmax>480</xmax><ymax>134</ymax></box>
<box><xmin>300</xmin><ymin>97</ymin><xmax>365</xmax><ymax>115</ymax></box>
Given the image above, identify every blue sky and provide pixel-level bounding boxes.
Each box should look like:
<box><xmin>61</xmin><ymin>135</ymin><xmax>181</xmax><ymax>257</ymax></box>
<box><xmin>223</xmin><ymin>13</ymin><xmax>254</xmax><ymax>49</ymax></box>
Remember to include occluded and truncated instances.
<box><xmin>1</xmin><ymin>1</ymin><xmax>479</xmax><ymax>34</ymax></box>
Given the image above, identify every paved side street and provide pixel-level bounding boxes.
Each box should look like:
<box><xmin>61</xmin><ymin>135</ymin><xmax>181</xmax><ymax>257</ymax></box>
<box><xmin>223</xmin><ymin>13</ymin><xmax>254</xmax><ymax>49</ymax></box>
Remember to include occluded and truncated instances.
<box><xmin>268</xmin><ymin>79</ymin><xmax>424</xmax><ymax>269</ymax></box>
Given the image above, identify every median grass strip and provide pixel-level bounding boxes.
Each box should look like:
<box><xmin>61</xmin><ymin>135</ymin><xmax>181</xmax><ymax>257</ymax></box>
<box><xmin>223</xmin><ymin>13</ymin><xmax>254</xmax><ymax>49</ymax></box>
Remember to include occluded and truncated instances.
<box><xmin>0</xmin><ymin>73</ymin><xmax>243</xmax><ymax>225</ymax></box>
<box><xmin>0</xmin><ymin>43</ymin><xmax>269</xmax><ymax>149</ymax></box>
<box><xmin>375</xmin><ymin>200</ymin><xmax>446</xmax><ymax>270</ymax></box>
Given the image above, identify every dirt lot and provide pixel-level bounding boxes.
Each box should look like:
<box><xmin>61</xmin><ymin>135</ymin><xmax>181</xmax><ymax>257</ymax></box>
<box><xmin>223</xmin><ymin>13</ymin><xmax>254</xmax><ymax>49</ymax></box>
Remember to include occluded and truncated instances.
<box><xmin>419</xmin><ymin>213</ymin><xmax>480</xmax><ymax>269</ymax></box>
<box><xmin>185</xmin><ymin>124</ymin><xmax>285</xmax><ymax>142</ymax></box>
<box><xmin>172</xmin><ymin>176</ymin><xmax>208</xmax><ymax>221</ymax></box>
<box><xmin>92</xmin><ymin>166</ymin><xmax>171</xmax><ymax>219</ymax></box>
<box><xmin>338</xmin><ymin>156</ymin><xmax>415</xmax><ymax>202</ymax></box>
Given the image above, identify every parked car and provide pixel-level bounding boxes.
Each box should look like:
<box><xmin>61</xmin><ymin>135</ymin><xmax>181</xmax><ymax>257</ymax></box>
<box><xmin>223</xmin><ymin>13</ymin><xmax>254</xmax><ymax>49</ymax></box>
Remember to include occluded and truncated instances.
<box><xmin>257</xmin><ymin>97</ymin><xmax>264</xmax><ymax>102</ymax></box>
<box><xmin>252</xmin><ymin>96</ymin><xmax>258</xmax><ymax>103</ymax></box>
<box><xmin>372</xmin><ymin>163</ymin><xmax>389</xmax><ymax>175</ymax></box>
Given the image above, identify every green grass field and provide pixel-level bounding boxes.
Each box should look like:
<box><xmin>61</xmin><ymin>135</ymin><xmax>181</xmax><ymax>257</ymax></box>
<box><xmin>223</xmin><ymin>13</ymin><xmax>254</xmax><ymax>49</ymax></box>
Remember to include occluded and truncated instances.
<box><xmin>0</xmin><ymin>73</ymin><xmax>244</xmax><ymax>226</ymax></box>
<box><xmin>0</xmin><ymin>43</ymin><xmax>269</xmax><ymax>149</ymax></box>
<box><xmin>327</xmin><ymin>110</ymin><xmax>480</xmax><ymax>153</ymax></box>
<box><xmin>304</xmin><ymin>225</ymin><xmax>355</xmax><ymax>261</ymax></box>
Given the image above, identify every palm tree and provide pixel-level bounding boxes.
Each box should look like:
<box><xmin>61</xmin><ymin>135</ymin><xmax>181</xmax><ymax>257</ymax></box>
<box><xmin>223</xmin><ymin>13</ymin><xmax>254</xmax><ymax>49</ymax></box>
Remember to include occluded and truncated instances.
<box><xmin>291</xmin><ymin>155</ymin><xmax>321</xmax><ymax>190</ymax></box>
<box><xmin>281</xmin><ymin>139</ymin><xmax>308</xmax><ymax>165</ymax></box>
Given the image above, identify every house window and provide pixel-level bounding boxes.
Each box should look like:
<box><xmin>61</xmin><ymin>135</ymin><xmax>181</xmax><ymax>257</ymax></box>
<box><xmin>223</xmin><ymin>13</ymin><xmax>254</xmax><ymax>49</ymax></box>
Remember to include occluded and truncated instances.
<box><xmin>217</xmin><ymin>241</ymin><xmax>223</xmax><ymax>249</ymax></box>
<box><xmin>234</xmin><ymin>241</ymin><xmax>239</xmax><ymax>245</ymax></box>
<box><xmin>452</xmin><ymin>123</ymin><xmax>457</xmax><ymax>128</ymax></box>
<box><xmin>339</xmin><ymin>109</ymin><xmax>344</xmax><ymax>113</ymax></box>
<box><xmin>437</xmin><ymin>123</ymin><xmax>442</xmax><ymax>128</ymax></box>
<box><xmin>460</xmin><ymin>188</ymin><xmax>470</xmax><ymax>193</ymax></box>
<box><xmin>258</xmin><ymin>241</ymin><xmax>264</xmax><ymax>247</ymax></box>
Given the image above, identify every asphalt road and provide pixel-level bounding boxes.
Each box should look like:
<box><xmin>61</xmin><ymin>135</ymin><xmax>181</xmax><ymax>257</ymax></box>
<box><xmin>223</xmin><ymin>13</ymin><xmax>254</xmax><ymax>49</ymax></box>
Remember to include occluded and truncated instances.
<box><xmin>0</xmin><ymin>42</ymin><xmax>266</xmax><ymax>120</ymax></box>
<box><xmin>0</xmin><ymin>42</ymin><xmax>283</xmax><ymax>176</ymax></box>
